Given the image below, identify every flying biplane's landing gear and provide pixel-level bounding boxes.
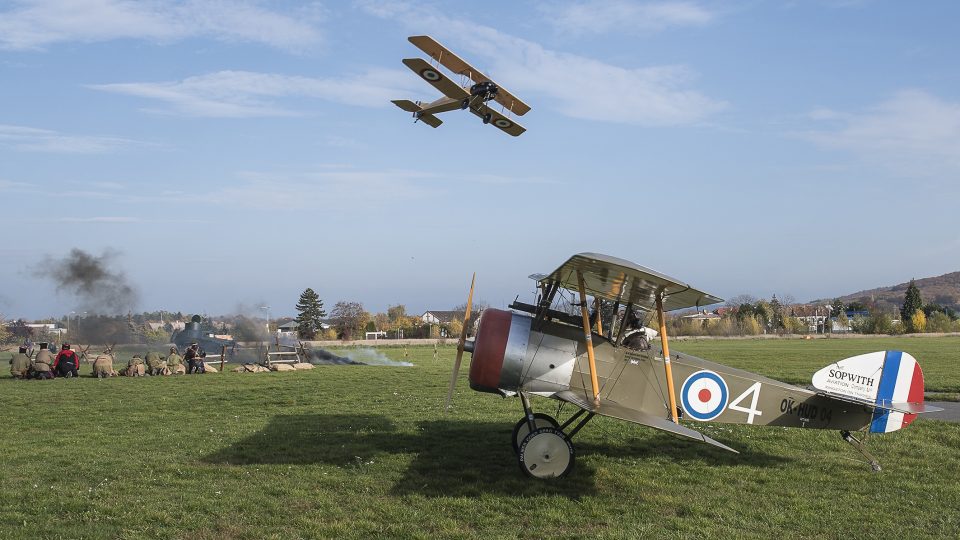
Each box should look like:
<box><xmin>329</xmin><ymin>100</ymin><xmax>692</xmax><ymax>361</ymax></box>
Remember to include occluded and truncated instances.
<box><xmin>482</xmin><ymin>113</ymin><xmax>492</xmax><ymax>124</ymax></box>
<box><xmin>512</xmin><ymin>413</ymin><xmax>559</xmax><ymax>454</ymax></box>
<box><xmin>841</xmin><ymin>430</ymin><xmax>882</xmax><ymax>473</ymax></box>
<box><xmin>518</xmin><ymin>427</ymin><xmax>575</xmax><ymax>479</ymax></box>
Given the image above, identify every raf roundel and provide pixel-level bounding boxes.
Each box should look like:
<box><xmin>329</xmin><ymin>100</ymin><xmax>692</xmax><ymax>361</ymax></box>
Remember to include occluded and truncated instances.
<box><xmin>420</xmin><ymin>68</ymin><xmax>441</xmax><ymax>82</ymax></box>
<box><xmin>493</xmin><ymin>118</ymin><xmax>513</xmax><ymax>129</ymax></box>
<box><xmin>681</xmin><ymin>370</ymin><xmax>729</xmax><ymax>421</ymax></box>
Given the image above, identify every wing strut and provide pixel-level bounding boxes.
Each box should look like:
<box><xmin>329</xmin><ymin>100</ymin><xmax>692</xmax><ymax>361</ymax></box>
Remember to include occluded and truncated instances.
<box><xmin>656</xmin><ymin>292</ymin><xmax>680</xmax><ymax>423</ymax></box>
<box><xmin>576</xmin><ymin>271</ymin><xmax>601</xmax><ymax>403</ymax></box>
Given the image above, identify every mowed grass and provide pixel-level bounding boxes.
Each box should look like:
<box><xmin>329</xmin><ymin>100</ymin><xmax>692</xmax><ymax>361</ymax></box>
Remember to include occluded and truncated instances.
<box><xmin>0</xmin><ymin>338</ymin><xmax>956</xmax><ymax>539</ymax></box>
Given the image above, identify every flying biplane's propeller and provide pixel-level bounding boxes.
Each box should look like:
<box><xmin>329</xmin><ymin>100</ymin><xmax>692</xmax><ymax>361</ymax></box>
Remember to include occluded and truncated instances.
<box><xmin>444</xmin><ymin>272</ymin><xmax>475</xmax><ymax>412</ymax></box>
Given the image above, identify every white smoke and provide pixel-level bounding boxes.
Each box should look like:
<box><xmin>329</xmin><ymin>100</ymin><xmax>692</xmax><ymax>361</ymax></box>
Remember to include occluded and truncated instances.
<box><xmin>340</xmin><ymin>347</ymin><xmax>413</xmax><ymax>367</ymax></box>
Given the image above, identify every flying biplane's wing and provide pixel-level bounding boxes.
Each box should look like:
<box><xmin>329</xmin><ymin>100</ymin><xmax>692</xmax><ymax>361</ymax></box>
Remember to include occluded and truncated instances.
<box><xmin>538</xmin><ymin>252</ymin><xmax>723</xmax><ymax>312</ymax></box>
<box><xmin>408</xmin><ymin>35</ymin><xmax>531</xmax><ymax>116</ymax></box>
<box><xmin>553</xmin><ymin>390</ymin><xmax>738</xmax><ymax>453</ymax></box>
<box><xmin>402</xmin><ymin>58</ymin><xmax>469</xmax><ymax>100</ymax></box>
<box><xmin>470</xmin><ymin>104</ymin><xmax>526</xmax><ymax>137</ymax></box>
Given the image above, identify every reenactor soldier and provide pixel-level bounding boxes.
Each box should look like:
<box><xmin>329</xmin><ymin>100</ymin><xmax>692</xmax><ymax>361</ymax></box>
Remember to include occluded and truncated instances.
<box><xmin>9</xmin><ymin>347</ymin><xmax>31</xmax><ymax>378</ymax></box>
<box><xmin>165</xmin><ymin>347</ymin><xmax>184</xmax><ymax>374</ymax></box>
<box><xmin>184</xmin><ymin>343</ymin><xmax>206</xmax><ymax>374</ymax></box>
<box><xmin>92</xmin><ymin>352</ymin><xmax>116</xmax><ymax>378</ymax></box>
<box><xmin>30</xmin><ymin>344</ymin><xmax>54</xmax><ymax>380</ymax></box>
<box><xmin>144</xmin><ymin>350</ymin><xmax>167</xmax><ymax>376</ymax></box>
<box><xmin>53</xmin><ymin>344</ymin><xmax>81</xmax><ymax>378</ymax></box>
<box><xmin>121</xmin><ymin>354</ymin><xmax>146</xmax><ymax>377</ymax></box>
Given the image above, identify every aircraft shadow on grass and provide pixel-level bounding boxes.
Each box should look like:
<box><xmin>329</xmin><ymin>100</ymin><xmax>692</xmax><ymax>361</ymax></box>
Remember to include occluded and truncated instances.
<box><xmin>203</xmin><ymin>414</ymin><xmax>789</xmax><ymax>498</ymax></box>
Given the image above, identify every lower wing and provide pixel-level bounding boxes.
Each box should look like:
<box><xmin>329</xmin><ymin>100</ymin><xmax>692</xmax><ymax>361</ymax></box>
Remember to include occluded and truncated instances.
<box><xmin>553</xmin><ymin>390</ymin><xmax>738</xmax><ymax>453</ymax></box>
<box><xmin>470</xmin><ymin>104</ymin><xmax>526</xmax><ymax>137</ymax></box>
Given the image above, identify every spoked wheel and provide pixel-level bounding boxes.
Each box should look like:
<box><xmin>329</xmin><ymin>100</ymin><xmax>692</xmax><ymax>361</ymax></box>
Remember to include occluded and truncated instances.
<box><xmin>518</xmin><ymin>427</ymin><xmax>574</xmax><ymax>479</ymax></box>
<box><xmin>511</xmin><ymin>413</ymin><xmax>559</xmax><ymax>454</ymax></box>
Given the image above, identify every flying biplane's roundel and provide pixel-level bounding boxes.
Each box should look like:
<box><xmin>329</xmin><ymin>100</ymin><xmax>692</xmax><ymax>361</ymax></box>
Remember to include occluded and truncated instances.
<box><xmin>493</xmin><ymin>118</ymin><xmax>513</xmax><ymax>129</ymax></box>
<box><xmin>680</xmin><ymin>370</ymin><xmax>728</xmax><ymax>421</ymax></box>
<box><xmin>420</xmin><ymin>68</ymin><xmax>441</xmax><ymax>82</ymax></box>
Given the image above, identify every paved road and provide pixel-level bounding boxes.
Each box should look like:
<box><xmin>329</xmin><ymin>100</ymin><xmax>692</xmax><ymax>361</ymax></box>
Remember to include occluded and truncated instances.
<box><xmin>922</xmin><ymin>402</ymin><xmax>960</xmax><ymax>423</ymax></box>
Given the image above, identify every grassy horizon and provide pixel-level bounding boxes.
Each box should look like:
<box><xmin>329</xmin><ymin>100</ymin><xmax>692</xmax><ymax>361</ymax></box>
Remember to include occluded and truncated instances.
<box><xmin>1</xmin><ymin>338</ymin><xmax>958</xmax><ymax>538</ymax></box>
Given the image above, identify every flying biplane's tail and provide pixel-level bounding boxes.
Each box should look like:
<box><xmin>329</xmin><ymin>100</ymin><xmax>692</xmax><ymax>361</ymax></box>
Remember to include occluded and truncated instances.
<box><xmin>391</xmin><ymin>99</ymin><xmax>442</xmax><ymax>128</ymax></box>
<box><xmin>812</xmin><ymin>351</ymin><xmax>942</xmax><ymax>433</ymax></box>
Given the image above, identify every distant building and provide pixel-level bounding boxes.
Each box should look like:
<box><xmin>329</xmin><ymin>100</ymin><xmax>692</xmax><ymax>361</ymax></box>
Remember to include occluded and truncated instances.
<box><xmin>682</xmin><ymin>310</ymin><xmax>721</xmax><ymax>323</ymax></box>
<box><xmin>421</xmin><ymin>310</ymin><xmax>460</xmax><ymax>325</ymax></box>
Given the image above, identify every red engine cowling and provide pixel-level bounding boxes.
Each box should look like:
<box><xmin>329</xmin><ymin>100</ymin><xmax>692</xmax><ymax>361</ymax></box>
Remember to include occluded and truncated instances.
<box><xmin>468</xmin><ymin>308</ymin><xmax>530</xmax><ymax>394</ymax></box>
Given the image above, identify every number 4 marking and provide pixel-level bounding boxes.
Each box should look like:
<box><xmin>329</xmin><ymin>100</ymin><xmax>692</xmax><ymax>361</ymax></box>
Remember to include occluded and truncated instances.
<box><xmin>729</xmin><ymin>382</ymin><xmax>762</xmax><ymax>424</ymax></box>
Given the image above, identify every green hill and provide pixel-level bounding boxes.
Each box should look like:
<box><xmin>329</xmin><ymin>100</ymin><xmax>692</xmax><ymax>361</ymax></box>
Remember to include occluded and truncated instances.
<box><xmin>827</xmin><ymin>271</ymin><xmax>960</xmax><ymax>313</ymax></box>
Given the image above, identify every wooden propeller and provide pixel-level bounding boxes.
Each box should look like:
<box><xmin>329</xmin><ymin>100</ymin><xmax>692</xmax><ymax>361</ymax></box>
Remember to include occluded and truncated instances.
<box><xmin>445</xmin><ymin>272</ymin><xmax>475</xmax><ymax>412</ymax></box>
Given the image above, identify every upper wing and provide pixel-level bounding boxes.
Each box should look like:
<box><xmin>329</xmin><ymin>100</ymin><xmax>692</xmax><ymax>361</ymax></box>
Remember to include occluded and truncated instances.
<box><xmin>553</xmin><ymin>390</ymin><xmax>738</xmax><ymax>453</ymax></box>
<box><xmin>402</xmin><ymin>58</ymin><xmax>469</xmax><ymax>100</ymax></box>
<box><xmin>470</xmin><ymin>104</ymin><xmax>526</xmax><ymax>137</ymax></box>
<box><xmin>536</xmin><ymin>253</ymin><xmax>723</xmax><ymax>312</ymax></box>
<box><xmin>408</xmin><ymin>35</ymin><xmax>531</xmax><ymax>116</ymax></box>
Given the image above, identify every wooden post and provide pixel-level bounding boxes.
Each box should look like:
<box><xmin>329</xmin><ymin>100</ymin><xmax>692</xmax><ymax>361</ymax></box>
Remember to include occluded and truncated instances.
<box><xmin>220</xmin><ymin>345</ymin><xmax>226</xmax><ymax>373</ymax></box>
<box><xmin>576</xmin><ymin>271</ymin><xmax>601</xmax><ymax>403</ymax></box>
<box><xmin>657</xmin><ymin>293</ymin><xmax>679</xmax><ymax>423</ymax></box>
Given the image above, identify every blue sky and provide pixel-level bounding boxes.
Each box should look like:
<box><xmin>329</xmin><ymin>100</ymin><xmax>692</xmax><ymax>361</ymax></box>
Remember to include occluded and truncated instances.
<box><xmin>2</xmin><ymin>0</ymin><xmax>958</xmax><ymax>320</ymax></box>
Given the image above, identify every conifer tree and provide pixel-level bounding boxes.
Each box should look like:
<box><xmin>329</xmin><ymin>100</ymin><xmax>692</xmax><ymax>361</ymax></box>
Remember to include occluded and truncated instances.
<box><xmin>900</xmin><ymin>279</ymin><xmax>923</xmax><ymax>332</ymax></box>
<box><xmin>295</xmin><ymin>288</ymin><xmax>326</xmax><ymax>339</ymax></box>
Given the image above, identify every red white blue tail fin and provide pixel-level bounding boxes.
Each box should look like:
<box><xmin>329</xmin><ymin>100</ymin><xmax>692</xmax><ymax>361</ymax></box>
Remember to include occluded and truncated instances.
<box><xmin>812</xmin><ymin>351</ymin><xmax>937</xmax><ymax>433</ymax></box>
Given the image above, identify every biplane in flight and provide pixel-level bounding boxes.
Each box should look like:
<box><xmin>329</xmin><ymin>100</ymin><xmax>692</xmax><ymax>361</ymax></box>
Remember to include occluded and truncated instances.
<box><xmin>446</xmin><ymin>253</ymin><xmax>941</xmax><ymax>479</ymax></box>
<box><xmin>392</xmin><ymin>35</ymin><xmax>530</xmax><ymax>137</ymax></box>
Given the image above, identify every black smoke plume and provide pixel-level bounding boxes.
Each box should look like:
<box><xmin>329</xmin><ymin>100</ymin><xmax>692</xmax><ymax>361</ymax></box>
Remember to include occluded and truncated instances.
<box><xmin>34</xmin><ymin>248</ymin><xmax>139</xmax><ymax>314</ymax></box>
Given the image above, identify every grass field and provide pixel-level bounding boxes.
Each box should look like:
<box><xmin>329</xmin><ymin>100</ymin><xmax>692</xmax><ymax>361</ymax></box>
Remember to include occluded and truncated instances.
<box><xmin>1</xmin><ymin>338</ymin><xmax>958</xmax><ymax>539</ymax></box>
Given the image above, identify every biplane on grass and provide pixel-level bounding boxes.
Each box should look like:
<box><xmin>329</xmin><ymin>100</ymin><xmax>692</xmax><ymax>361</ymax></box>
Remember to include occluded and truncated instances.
<box><xmin>446</xmin><ymin>253</ymin><xmax>942</xmax><ymax>479</ymax></box>
<box><xmin>392</xmin><ymin>35</ymin><xmax>530</xmax><ymax>136</ymax></box>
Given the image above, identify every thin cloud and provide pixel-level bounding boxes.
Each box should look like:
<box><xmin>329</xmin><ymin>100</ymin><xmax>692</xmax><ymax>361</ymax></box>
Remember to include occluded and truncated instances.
<box><xmin>801</xmin><ymin>90</ymin><xmax>960</xmax><ymax>177</ymax></box>
<box><xmin>0</xmin><ymin>0</ymin><xmax>322</xmax><ymax>52</ymax></box>
<box><xmin>90</xmin><ymin>69</ymin><xmax>423</xmax><ymax>117</ymax></box>
<box><xmin>358</xmin><ymin>1</ymin><xmax>725</xmax><ymax>125</ymax></box>
<box><xmin>544</xmin><ymin>0</ymin><xmax>715</xmax><ymax>35</ymax></box>
<box><xmin>0</xmin><ymin>123</ymin><xmax>142</xmax><ymax>153</ymax></box>
<box><xmin>56</xmin><ymin>216</ymin><xmax>140</xmax><ymax>223</ymax></box>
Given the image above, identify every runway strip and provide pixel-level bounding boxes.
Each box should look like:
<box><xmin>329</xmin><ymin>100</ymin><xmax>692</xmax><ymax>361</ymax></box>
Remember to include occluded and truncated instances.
<box><xmin>922</xmin><ymin>402</ymin><xmax>960</xmax><ymax>423</ymax></box>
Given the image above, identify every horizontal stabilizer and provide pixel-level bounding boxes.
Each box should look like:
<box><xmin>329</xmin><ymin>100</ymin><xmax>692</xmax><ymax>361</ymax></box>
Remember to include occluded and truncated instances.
<box><xmin>554</xmin><ymin>390</ymin><xmax>738</xmax><ymax>453</ymax></box>
<box><xmin>816</xmin><ymin>390</ymin><xmax>944</xmax><ymax>415</ymax></box>
<box><xmin>391</xmin><ymin>99</ymin><xmax>420</xmax><ymax>113</ymax></box>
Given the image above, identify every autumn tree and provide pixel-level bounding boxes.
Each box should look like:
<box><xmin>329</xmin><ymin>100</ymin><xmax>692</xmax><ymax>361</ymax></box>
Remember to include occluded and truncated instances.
<box><xmin>295</xmin><ymin>288</ymin><xmax>327</xmax><ymax>340</ymax></box>
<box><xmin>900</xmin><ymin>279</ymin><xmax>923</xmax><ymax>332</ymax></box>
<box><xmin>330</xmin><ymin>301</ymin><xmax>368</xmax><ymax>340</ymax></box>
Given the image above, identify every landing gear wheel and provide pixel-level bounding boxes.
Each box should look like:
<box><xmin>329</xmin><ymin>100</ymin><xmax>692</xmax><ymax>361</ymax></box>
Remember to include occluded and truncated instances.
<box><xmin>518</xmin><ymin>427</ymin><xmax>574</xmax><ymax>479</ymax></box>
<box><xmin>461</xmin><ymin>98</ymin><xmax>470</xmax><ymax>110</ymax></box>
<box><xmin>482</xmin><ymin>113</ymin><xmax>492</xmax><ymax>124</ymax></box>
<box><xmin>511</xmin><ymin>413</ymin><xmax>559</xmax><ymax>454</ymax></box>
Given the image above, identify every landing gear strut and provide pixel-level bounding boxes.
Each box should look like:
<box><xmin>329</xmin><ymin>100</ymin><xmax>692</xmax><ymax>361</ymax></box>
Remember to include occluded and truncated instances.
<box><xmin>514</xmin><ymin>392</ymin><xmax>594</xmax><ymax>479</ymax></box>
<box><xmin>841</xmin><ymin>430</ymin><xmax>882</xmax><ymax>472</ymax></box>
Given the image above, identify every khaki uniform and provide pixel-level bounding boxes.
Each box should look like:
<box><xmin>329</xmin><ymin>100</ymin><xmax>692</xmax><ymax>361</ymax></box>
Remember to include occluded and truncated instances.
<box><xmin>166</xmin><ymin>352</ymin><xmax>183</xmax><ymax>369</ymax></box>
<box><xmin>31</xmin><ymin>352</ymin><xmax>53</xmax><ymax>379</ymax></box>
<box><xmin>92</xmin><ymin>355</ymin><xmax>116</xmax><ymax>378</ymax></box>
<box><xmin>10</xmin><ymin>353</ymin><xmax>31</xmax><ymax>378</ymax></box>
<box><xmin>121</xmin><ymin>355</ymin><xmax>145</xmax><ymax>377</ymax></box>
<box><xmin>145</xmin><ymin>351</ymin><xmax>167</xmax><ymax>375</ymax></box>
